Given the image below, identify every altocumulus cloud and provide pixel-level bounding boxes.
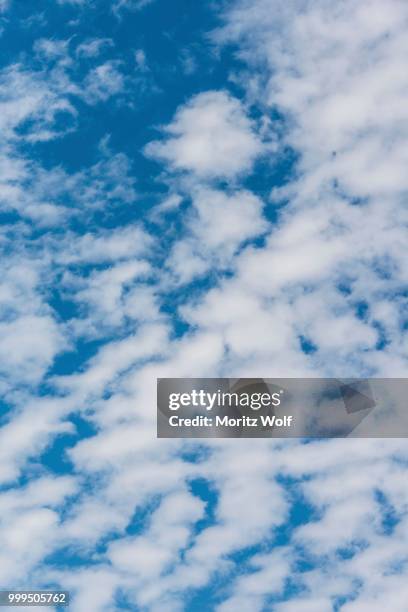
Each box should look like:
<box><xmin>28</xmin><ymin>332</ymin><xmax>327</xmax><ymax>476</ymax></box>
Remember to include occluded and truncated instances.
<box><xmin>0</xmin><ymin>1</ymin><xmax>406</xmax><ymax>611</ymax></box>
<box><xmin>145</xmin><ymin>90</ymin><xmax>265</xmax><ymax>180</ymax></box>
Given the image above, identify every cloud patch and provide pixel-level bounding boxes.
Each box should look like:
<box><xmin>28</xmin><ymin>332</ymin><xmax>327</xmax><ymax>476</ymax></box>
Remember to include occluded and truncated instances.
<box><xmin>146</xmin><ymin>91</ymin><xmax>264</xmax><ymax>180</ymax></box>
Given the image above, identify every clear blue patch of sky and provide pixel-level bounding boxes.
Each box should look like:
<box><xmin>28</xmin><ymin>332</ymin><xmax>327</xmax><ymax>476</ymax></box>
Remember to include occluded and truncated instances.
<box><xmin>40</xmin><ymin>413</ymin><xmax>98</xmax><ymax>475</ymax></box>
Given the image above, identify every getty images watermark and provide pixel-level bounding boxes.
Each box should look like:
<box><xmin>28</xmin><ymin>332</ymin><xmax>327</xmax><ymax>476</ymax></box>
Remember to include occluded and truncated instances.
<box><xmin>166</xmin><ymin>386</ymin><xmax>292</xmax><ymax>429</ymax></box>
<box><xmin>157</xmin><ymin>378</ymin><xmax>408</xmax><ymax>438</ymax></box>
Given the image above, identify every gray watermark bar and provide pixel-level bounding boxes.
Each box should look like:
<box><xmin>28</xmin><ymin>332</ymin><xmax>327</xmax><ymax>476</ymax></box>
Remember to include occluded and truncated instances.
<box><xmin>157</xmin><ymin>378</ymin><xmax>408</xmax><ymax>438</ymax></box>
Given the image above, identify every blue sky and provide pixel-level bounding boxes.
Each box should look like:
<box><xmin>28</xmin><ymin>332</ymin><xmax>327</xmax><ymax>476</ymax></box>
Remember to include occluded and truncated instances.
<box><xmin>0</xmin><ymin>0</ymin><xmax>408</xmax><ymax>610</ymax></box>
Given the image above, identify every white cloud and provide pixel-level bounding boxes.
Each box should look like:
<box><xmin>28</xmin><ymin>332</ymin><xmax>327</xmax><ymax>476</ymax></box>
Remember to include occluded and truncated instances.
<box><xmin>0</xmin><ymin>508</ymin><xmax>59</xmax><ymax>584</ymax></box>
<box><xmin>134</xmin><ymin>48</ymin><xmax>148</xmax><ymax>71</ymax></box>
<box><xmin>0</xmin><ymin>146</ymin><xmax>138</xmax><ymax>224</ymax></box>
<box><xmin>66</xmin><ymin>260</ymin><xmax>155</xmax><ymax>335</ymax></box>
<box><xmin>0</xmin><ymin>314</ymin><xmax>64</xmax><ymax>383</ymax></box>
<box><xmin>113</xmin><ymin>0</ymin><xmax>156</xmax><ymax>15</ymax></box>
<box><xmin>57</xmin><ymin>226</ymin><xmax>152</xmax><ymax>265</ymax></box>
<box><xmin>34</xmin><ymin>38</ymin><xmax>71</xmax><ymax>61</ymax></box>
<box><xmin>0</xmin><ymin>475</ymin><xmax>76</xmax><ymax>583</ymax></box>
<box><xmin>0</xmin><ymin>257</ymin><xmax>68</xmax><ymax>389</ymax></box>
<box><xmin>57</xmin><ymin>0</ymin><xmax>87</xmax><ymax>4</ymax></box>
<box><xmin>145</xmin><ymin>91</ymin><xmax>264</xmax><ymax>180</ymax></box>
<box><xmin>108</xmin><ymin>491</ymin><xmax>204</xmax><ymax>578</ymax></box>
<box><xmin>76</xmin><ymin>38</ymin><xmax>114</xmax><ymax>58</ymax></box>
<box><xmin>188</xmin><ymin>188</ymin><xmax>267</xmax><ymax>256</ymax></box>
<box><xmin>0</xmin><ymin>63</ymin><xmax>77</xmax><ymax>143</ymax></box>
<box><xmin>166</xmin><ymin>188</ymin><xmax>268</xmax><ymax>284</ymax></box>
<box><xmin>82</xmin><ymin>61</ymin><xmax>125</xmax><ymax>104</ymax></box>
<box><xmin>217</xmin><ymin>549</ymin><xmax>290</xmax><ymax>612</ymax></box>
